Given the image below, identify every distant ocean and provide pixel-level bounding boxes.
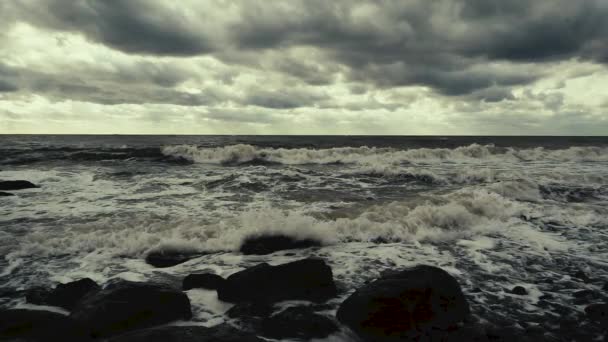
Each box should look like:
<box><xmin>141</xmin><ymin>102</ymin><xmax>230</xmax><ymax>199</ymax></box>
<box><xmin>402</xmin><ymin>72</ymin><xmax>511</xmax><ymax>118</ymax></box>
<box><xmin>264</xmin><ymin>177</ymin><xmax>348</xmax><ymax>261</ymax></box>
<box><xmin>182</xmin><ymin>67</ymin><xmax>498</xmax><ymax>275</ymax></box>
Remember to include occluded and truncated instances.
<box><xmin>1</xmin><ymin>135</ymin><xmax>608</xmax><ymax>336</ymax></box>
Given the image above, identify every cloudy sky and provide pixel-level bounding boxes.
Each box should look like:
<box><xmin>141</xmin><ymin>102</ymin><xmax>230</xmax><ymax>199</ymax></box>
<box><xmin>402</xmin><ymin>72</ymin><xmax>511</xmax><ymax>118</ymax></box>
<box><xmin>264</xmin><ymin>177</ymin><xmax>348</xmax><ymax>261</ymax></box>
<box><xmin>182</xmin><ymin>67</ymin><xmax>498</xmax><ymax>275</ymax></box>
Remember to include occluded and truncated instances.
<box><xmin>1</xmin><ymin>0</ymin><xmax>607</xmax><ymax>134</ymax></box>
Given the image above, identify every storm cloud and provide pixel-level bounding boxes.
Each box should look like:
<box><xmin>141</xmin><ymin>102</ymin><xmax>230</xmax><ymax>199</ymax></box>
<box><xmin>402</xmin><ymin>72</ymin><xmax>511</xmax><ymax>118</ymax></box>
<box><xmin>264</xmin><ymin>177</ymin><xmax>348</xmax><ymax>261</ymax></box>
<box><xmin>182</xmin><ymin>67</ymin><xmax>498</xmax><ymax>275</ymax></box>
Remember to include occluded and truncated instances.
<box><xmin>0</xmin><ymin>0</ymin><xmax>607</xmax><ymax>134</ymax></box>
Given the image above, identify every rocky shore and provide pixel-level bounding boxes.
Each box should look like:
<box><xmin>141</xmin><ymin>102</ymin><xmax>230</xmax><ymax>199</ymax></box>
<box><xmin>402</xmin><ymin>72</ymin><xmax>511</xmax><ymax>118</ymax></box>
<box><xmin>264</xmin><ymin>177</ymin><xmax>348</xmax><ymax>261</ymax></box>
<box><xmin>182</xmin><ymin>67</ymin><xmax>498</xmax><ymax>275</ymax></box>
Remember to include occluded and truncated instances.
<box><xmin>2</xmin><ymin>240</ymin><xmax>607</xmax><ymax>341</ymax></box>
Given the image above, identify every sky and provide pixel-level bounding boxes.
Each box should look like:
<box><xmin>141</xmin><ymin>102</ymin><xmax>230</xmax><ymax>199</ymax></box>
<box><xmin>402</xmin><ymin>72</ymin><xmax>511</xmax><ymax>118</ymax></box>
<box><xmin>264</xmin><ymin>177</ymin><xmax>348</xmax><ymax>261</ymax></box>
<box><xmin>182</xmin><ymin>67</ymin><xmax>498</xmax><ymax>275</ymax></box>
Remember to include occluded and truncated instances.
<box><xmin>0</xmin><ymin>0</ymin><xmax>607</xmax><ymax>135</ymax></box>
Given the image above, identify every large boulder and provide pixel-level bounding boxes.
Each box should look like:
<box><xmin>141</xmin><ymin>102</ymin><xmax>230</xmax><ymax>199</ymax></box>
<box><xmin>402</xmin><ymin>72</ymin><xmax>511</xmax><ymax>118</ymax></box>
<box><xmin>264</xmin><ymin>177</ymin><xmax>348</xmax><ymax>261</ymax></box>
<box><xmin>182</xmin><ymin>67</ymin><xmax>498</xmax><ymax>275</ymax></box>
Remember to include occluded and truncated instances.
<box><xmin>217</xmin><ymin>258</ymin><xmax>337</xmax><ymax>304</ymax></box>
<box><xmin>27</xmin><ymin>278</ymin><xmax>100</xmax><ymax>310</ymax></box>
<box><xmin>107</xmin><ymin>324</ymin><xmax>263</xmax><ymax>342</ymax></box>
<box><xmin>0</xmin><ymin>309</ymin><xmax>87</xmax><ymax>341</ymax></box>
<box><xmin>239</xmin><ymin>234</ymin><xmax>321</xmax><ymax>255</ymax></box>
<box><xmin>183</xmin><ymin>273</ymin><xmax>225</xmax><ymax>291</ymax></box>
<box><xmin>336</xmin><ymin>265</ymin><xmax>470</xmax><ymax>341</ymax></box>
<box><xmin>145</xmin><ymin>250</ymin><xmax>203</xmax><ymax>268</ymax></box>
<box><xmin>70</xmin><ymin>281</ymin><xmax>192</xmax><ymax>338</ymax></box>
<box><xmin>0</xmin><ymin>180</ymin><xmax>38</xmax><ymax>191</ymax></box>
<box><xmin>260</xmin><ymin>306</ymin><xmax>338</xmax><ymax>340</ymax></box>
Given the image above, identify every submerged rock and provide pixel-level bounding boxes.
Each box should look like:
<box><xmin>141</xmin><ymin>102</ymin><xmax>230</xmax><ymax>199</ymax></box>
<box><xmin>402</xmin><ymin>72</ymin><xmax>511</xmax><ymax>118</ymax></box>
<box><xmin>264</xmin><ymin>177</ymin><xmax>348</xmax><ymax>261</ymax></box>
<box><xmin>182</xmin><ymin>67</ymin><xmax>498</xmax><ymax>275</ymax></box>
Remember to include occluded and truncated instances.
<box><xmin>0</xmin><ymin>309</ymin><xmax>87</xmax><ymax>341</ymax></box>
<box><xmin>336</xmin><ymin>265</ymin><xmax>469</xmax><ymax>341</ymax></box>
<box><xmin>145</xmin><ymin>250</ymin><xmax>202</xmax><ymax>268</ymax></box>
<box><xmin>226</xmin><ymin>302</ymin><xmax>274</xmax><ymax>319</ymax></box>
<box><xmin>70</xmin><ymin>281</ymin><xmax>192</xmax><ymax>338</ymax></box>
<box><xmin>218</xmin><ymin>258</ymin><xmax>337</xmax><ymax>304</ymax></box>
<box><xmin>260</xmin><ymin>306</ymin><xmax>338</xmax><ymax>340</ymax></box>
<box><xmin>183</xmin><ymin>273</ymin><xmax>225</xmax><ymax>291</ymax></box>
<box><xmin>107</xmin><ymin>324</ymin><xmax>263</xmax><ymax>342</ymax></box>
<box><xmin>0</xmin><ymin>180</ymin><xmax>38</xmax><ymax>191</ymax></box>
<box><xmin>585</xmin><ymin>303</ymin><xmax>608</xmax><ymax>325</ymax></box>
<box><xmin>239</xmin><ymin>234</ymin><xmax>321</xmax><ymax>255</ymax></box>
<box><xmin>511</xmin><ymin>286</ymin><xmax>528</xmax><ymax>296</ymax></box>
<box><xmin>0</xmin><ymin>192</ymin><xmax>14</xmax><ymax>197</ymax></box>
<box><xmin>27</xmin><ymin>278</ymin><xmax>100</xmax><ymax>311</ymax></box>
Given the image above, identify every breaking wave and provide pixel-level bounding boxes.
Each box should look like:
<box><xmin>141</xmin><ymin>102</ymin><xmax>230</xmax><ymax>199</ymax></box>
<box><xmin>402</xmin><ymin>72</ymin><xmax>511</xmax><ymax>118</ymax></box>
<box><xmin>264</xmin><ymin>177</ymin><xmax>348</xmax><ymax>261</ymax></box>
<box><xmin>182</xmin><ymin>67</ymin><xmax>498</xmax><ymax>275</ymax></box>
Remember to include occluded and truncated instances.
<box><xmin>161</xmin><ymin>144</ymin><xmax>608</xmax><ymax>166</ymax></box>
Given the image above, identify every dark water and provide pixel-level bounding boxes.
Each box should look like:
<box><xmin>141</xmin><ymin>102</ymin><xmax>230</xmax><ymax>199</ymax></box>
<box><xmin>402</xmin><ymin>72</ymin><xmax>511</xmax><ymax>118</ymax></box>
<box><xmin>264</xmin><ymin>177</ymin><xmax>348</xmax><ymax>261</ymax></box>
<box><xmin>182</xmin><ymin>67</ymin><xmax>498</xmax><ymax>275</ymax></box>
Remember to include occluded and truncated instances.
<box><xmin>1</xmin><ymin>135</ymin><xmax>608</xmax><ymax>340</ymax></box>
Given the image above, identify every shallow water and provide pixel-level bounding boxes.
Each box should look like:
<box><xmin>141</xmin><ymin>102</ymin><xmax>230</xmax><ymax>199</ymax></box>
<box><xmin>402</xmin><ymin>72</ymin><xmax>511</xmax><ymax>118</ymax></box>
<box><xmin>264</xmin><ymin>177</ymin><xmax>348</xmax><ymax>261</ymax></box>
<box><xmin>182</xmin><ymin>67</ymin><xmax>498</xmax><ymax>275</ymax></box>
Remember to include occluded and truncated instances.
<box><xmin>1</xmin><ymin>135</ymin><xmax>608</xmax><ymax>339</ymax></box>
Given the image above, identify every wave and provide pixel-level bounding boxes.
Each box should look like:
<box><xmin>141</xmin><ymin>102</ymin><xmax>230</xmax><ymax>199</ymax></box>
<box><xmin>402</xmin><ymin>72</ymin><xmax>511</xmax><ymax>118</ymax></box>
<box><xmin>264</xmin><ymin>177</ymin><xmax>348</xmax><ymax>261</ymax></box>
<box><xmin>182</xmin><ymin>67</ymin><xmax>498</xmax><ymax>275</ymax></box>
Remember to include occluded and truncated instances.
<box><xmin>161</xmin><ymin>144</ymin><xmax>608</xmax><ymax>166</ymax></box>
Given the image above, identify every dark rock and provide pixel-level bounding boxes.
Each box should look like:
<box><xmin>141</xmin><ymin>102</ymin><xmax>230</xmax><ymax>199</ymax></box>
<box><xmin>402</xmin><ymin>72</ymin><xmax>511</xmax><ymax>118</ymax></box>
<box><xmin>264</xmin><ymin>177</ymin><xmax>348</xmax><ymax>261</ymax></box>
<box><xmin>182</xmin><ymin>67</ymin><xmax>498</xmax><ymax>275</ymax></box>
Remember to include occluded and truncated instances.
<box><xmin>183</xmin><ymin>273</ymin><xmax>225</xmax><ymax>291</ymax></box>
<box><xmin>260</xmin><ymin>306</ymin><xmax>338</xmax><ymax>340</ymax></box>
<box><xmin>511</xmin><ymin>286</ymin><xmax>528</xmax><ymax>296</ymax></box>
<box><xmin>0</xmin><ymin>309</ymin><xmax>88</xmax><ymax>341</ymax></box>
<box><xmin>226</xmin><ymin>302</ymin><xmax>274</xmax><ymax>319</ymax></box>
<box><xmin>573</xmin><ymin>289</ymin><xmax>594</xmax><ymax>299</ymax></box>
<box><xmin>336</xmin><ymin>265</ymin><xmax>469</xmax><ymax>341</ymax></box>
<box><xmin>585</xmin><ymin>303</ymin><xmax>608</xmax><ymax>325</ymax></box>
<box><xmin>573</xmin><ymin>270</ymin><xmax>592</xmax><ymax>283</ymax></box>
<box><xmin>0</xmin><ymin>180</ymin><xmax>38</xmax><ymax>191</ymax></box>
<box><xmin>603</xmin><ymin>282</ymin><xmax>608</xmax><ymax>291</ymax></box>
<box><xmin>107</xmin><ymin>324</ymin><xmax>263</xmax><ymax>342</ymax></box>
<box><xmin>0</xmin><ymin>192</ymin><xmax>14</xmax><ymax>197</ymax></box>
<box><xmin>218</xmin><ymin>258</ymin><xmax>337</xmax><ymax>304</ymax></box>
<box><xmin>70</xmin><ymin>281</ymin><xmax>192</xmax><ymax>338</ymax></box>
<box><xmin>239</xmin><ymin>234</ymin><xmax>321</xmax><ymax>255</ymax></box>
<box><xmin>27</xmin><ymin>278</ymin><xmax>100</xmax><ymax>311</ymax></box>
<box><xmin>145</xmin><ymin>250</ymin><xmax>202</xmax><ymax>268</ymax></box>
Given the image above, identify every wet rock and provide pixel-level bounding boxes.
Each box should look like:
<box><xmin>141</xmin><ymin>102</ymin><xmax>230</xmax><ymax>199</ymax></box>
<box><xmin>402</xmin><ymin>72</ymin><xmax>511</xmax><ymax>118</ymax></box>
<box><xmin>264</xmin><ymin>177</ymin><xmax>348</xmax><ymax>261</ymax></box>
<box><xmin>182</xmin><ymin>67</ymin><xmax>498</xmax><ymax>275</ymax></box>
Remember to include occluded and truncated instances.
<box><xmin>336</xmin><ymin>265</ymin><xmax>469</xmax><ymax>341</ymax></box>
<box><xmin>0</xmin><ymin>180</ymin><xmax>38</xmax><ymax>191</ymax></box>
<box><xmin>226</xmin><ymin>302</ymin><xmax>274</xmax><ymax>319</ymax></box>
<box><xmin>107</xmin><ymin>324</ymin><xmax>263</xmax><ymax>342</ymax></box>
<box><xmin>70</xmin><ymin>281</ymin><xmax>192</xmax><ymax>338</ymax></box>
<box><xmin>511</xmin><ymin>286</ymin><xmax>528</xmax><ymax>296</ymax></box>
<box><xmin>573</xmin><ymin>269</ymin><xmax>592</xmax><ymax>283</ymax></box>
<box><xmin>27</xmin><ymin>278</ymin><xmax>100</xmax><ymax>310</ymax></box>
<box><xmin>0</xmin><ymin>309</ymin><xmax>88</xmax><ymax>341</ymax></box>
<box><xmin>145</xmin><ymin>250</ymin><xmax>202</xmax><ymax>268</ymax></box>
<box><xmin>183</xmin><ymin>273</ymin><xmax>225</xmax><ymax>291</ymax></box>
<box><xmin>585</xmin><ymin>303</ymin><xmax>608</xmax><ymax>325</ymax></box>
<box><xmin>0</xmin><ymin>192</ymin><xmax>14</xmax><ymax>197</ymax></box>
<box><xmin>239</xmin><ymin>234</ymin><xmax>321</xmax><ymax>255</ymax></box>
<box><xmin>218</xmin><ymin>258</ymin><xmax>337</xmax><ymax>304</ymax></box>
<box><xmin>260</xmin><ymin>306</ymin><xmax>338</xmax><ymax>340</ymax></box>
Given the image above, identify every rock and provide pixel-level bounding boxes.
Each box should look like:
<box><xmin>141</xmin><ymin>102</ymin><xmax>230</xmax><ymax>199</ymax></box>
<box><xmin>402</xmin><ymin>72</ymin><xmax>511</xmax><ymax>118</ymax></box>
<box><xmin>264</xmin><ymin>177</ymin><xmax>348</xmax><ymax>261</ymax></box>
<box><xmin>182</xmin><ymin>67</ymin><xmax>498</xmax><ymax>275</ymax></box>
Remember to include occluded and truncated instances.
<box><xmin>511</xmin><ymin>286</ymin><xmax>528</xmax><ymax>295</ymax></box>
<box><xmin>183</xmin><ymin>273</ymin><xmax>225</xmax><ymax>291</ymax></box>
<box><xmin>336</xmin><ymin>265</ymin><xmax>470</xmax><ymax>341</ymax></box>
<box><xmin>0</xmin><ymin>180</ymin><xmax>38</xmax><ymax>191</ymax></box>
<box><xmin>585</xmin><ymin>303</ymin><xmax>608</xmax><ymax>325</ymax></box>
<box><xmin>0</xmin><ymin>192</ymin><xmax>14</xmax><ymax>197</ymax></box>
<box><xmin>239</xmin><ymin>234</ymin><xmax>321</xmax><ymax>255</ymax></box>
<box><xmin>107</xmin><ymin>324</ymin><xmax>263</xmax><ymax>342</ymax></box>
<box><xmin>0</xmin><ymin>309</ymin><xmax>88</xmax><ymax>341</ymax></box>
<box><xmin>218</xmin><ymin>258</ymin><xmax>337</xmax><ymax>304</ymax></box>
<box><xmin>70</xmin><ymin>281</ymin><xmax>192</xmax><ymax>338</ymax></box>
<box><xmin>573</xmin><ymin>270</ymin><xmax>592</xmax><ymax>283</ymax></box>
<box><xmin>226</xmin><ymin>302</ymin><xmax>274</xmax><ymax>319</ymax></box>
<box><xmin>573</xmin><ymin>289</ymin><xmax>594</xmax><ymax>298</ymax></box>
<box><xmin>260</xmin><ymin>306</ymin><xmax>338</xmax><ymax>340</ymax></box>
<box><xmin>27</xmin><ymin>278</ymin><xmax>100</xmax><ymax>310</ymax></box>
<box><xmin>145</xmin><ymin>250</ymin><xmax>201</xmax><ymax>268</ymax></box>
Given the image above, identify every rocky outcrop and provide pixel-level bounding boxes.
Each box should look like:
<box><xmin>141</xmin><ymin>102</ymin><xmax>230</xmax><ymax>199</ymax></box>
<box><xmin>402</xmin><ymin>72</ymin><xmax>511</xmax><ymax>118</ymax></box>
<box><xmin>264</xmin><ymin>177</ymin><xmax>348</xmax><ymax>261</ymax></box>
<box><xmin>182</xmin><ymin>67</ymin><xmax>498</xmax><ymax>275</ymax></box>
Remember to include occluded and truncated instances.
<box><xmin>183</xmin><ymin>273</ymin><xmax>226</xmax><ymax>291</ymax></box>
<box><xmin>239</xmin><ymin>234</ymin><xmax>321</xmax><ymax>255</ymax></box>
<box><xmin>107</xmin><ymin>324</ymin><xmax>263</xmax><ymax>342</ymax></box>
<box><xmin>70</xmin><ymin>281</ymin><xmax>192</xmax><ymax>338</ymax></box>
<box><xmin>26</xmin><ymin>278</ymin><xmax>100</xmax><ymax>310</ymax></box>
<box><xmin>336</xmin><ymin>265</ymin><xmax>469</xmax><ymax>341</ymax></box>
<box><xmin>217</xmin><ymin>258</ymin><xmax>337</xmax><ymax>304</ymax></box>
<box><xmin>145</xmin><ymin>250</ymin><xmax>202</xmax><ymax>268</ymax></box>
<box><xmin>260</xmin><ymin>306</ymin><xmax>338</xmax><ymax>340</ymax></box>
<box><xmin>0</xmin><ymin>309</ymin><xmax>87</xmax><ymax>341</ymax></box>
<box><xmin>0</xmin><ymin>180</ymin><xmax>38</xmax><ymax>191</ymax></box>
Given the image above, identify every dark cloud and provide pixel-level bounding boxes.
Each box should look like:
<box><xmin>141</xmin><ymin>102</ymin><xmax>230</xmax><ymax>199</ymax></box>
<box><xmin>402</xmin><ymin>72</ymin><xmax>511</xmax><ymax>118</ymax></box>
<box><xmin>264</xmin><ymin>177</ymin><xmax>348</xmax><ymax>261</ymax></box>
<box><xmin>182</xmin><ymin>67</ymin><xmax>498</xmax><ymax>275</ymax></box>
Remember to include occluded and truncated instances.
<box><xmin>2</xmin><ymin>0</ymin><xmax>608</xmax><ymax>112</ymax></box>
<box><xmin>8</xmin><ymin>0</ymin><xmax>212</xmax><ymax>56</ymax></box>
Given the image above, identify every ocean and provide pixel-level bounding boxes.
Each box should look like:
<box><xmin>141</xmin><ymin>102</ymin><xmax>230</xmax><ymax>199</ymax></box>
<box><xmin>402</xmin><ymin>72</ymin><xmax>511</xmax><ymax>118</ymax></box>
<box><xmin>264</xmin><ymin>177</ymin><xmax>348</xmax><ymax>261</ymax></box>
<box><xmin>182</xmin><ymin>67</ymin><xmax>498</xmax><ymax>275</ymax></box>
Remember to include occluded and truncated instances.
<box><xmin>1</xmin><ymin>135</ymin><xmax>608</xmax><ymax>338</ymax></box>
